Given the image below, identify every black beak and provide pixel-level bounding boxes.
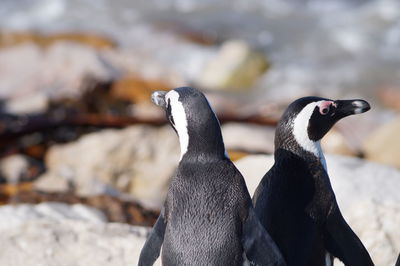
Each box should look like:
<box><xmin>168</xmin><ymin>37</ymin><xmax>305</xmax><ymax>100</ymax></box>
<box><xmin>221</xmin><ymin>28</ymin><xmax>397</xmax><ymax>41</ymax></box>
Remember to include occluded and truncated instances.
<box><xmin>151</xmin><ymin>91</ymin><xmax>167</xmax><ymax>108</ymax></box>
<box><xmin>333</xmin><ymin>99</ymin><xmax>370</xmax><ymax>119</ymax></box>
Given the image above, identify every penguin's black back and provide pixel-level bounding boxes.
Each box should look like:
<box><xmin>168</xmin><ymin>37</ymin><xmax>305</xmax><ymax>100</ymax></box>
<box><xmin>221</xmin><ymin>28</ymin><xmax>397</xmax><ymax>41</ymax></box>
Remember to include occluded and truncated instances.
<box><xmin>162</xmin><ymin>158</ymin><xmax>250</xmax><ymax>266</ymax></box>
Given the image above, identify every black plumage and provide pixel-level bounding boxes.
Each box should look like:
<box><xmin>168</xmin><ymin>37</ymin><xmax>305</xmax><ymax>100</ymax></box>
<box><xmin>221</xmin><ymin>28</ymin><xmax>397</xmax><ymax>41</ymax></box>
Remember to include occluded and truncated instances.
<box><xmin>139</xmin><ymin>87</ymin><xmax>285</xmax><ymax>266</ymax></box>
<box><xmin>253</xmin><ymin>96</ymin><xmax>374</xmax><ymax>266</ymax></box>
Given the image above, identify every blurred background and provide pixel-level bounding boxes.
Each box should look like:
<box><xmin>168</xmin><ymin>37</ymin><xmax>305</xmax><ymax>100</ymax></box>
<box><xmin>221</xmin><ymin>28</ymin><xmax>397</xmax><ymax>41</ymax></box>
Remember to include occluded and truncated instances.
<box><xmin>0</xmin><ymin>0</ymin><xmax>399</xmax><ymax>265</ymax></box>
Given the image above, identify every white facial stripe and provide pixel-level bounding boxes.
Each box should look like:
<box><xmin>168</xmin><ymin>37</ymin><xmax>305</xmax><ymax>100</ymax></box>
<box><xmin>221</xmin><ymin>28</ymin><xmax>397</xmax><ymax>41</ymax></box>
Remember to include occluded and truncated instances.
<box><xmin>292</xmin><ymin>101</ymin><xmax>327</xmax><ymax>170</ymax></box>
<box><xmin>166</xmin><ymin>90</ymin><xmax>189</xmax><ymax>160</ymax></box>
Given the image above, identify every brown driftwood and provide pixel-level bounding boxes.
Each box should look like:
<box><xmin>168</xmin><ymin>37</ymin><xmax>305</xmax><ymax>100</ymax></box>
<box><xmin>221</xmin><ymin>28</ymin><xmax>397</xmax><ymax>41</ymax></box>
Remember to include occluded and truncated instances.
<box><xmin>0</xmin><ymin>184</ymin><xmax>158</xmax><ymax>226</ymax></box>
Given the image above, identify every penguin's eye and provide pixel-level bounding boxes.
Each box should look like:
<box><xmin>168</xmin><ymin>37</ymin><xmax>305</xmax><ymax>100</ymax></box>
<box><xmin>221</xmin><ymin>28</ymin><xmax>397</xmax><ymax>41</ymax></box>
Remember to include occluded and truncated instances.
<box><xmin>320</xmin><ymin>106</ymin><xmax>330</xmax><ymax>115</ymax></box>
<box><xmin>318</xmin><ymin>101</ymin><xmax>334</xmax><ymax>115</ymax></box>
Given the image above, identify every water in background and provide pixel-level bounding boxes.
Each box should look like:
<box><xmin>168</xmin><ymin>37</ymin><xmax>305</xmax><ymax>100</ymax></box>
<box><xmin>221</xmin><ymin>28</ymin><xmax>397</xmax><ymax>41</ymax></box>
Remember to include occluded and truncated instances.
<box><xmin>0</xmin><ymin>0</ymin><xmax>399</xmax><ymax>104</ymax></box>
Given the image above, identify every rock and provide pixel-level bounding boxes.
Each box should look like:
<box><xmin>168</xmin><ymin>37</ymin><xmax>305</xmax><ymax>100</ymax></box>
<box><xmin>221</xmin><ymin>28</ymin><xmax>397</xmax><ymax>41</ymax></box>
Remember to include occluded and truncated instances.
<box><xmin>35</xmin><ymin>125</ymin><xmax>179</xmax><ymax>209</ymax></box>
<box><xmin>197</xmin><ymin>40</ymin><xmax>269</xmax><ymax>91</ymax></box>
<box><xmin>110</xmin><ymin>75</ymin><xmax>172</xmax><ymax>118</ymax></box>
<box><xmin>0</xmin><ymin>203</ymin><xmax>160</xmax><ymax>266</ymax></box>
<box><xmin>221</xmin><ymin>123</ymin><xmax>275</xmax><ymax>154</ymax></box>
<box><xmin>234</xmin><ymin>154</ymin><xmax>400</xmax><ymax>265</ymax></box>
<box><xmin>0</xmin><ymin>155</ymin><xmax>30</xmax><ymax>184</ymax></box>
<box><xmin>110</xmin><ymin>75</ymin><xmax>170</xmax><ymax>104</ymax></box>
<box><xmin>34</xmin><ymin>173</ymin><xmax>70</xmax><ymax>192</ymax></box>
<box><xmin>321</xmin><ymin>128</ymin><xmax>355</xmax><ymax>156</ymax></box>
<box><xmin>363</xmin><ymin>115</ymin><xmax>400</xmax><ymax>168</ymax></box>
<box><xmin>0</xmin><ymin>154</ymin><xmax>42</xmax><ymax>184</ymax></box>
<box><xmin>101</xmin><ymin>25</ymin><xmax>214</xmax><ymax>85</ymax></box>
<box><xmin>378</xmin><ymin>86</ymin><xmax>400</xmax><ymax>110</ymax></box>
<box><xmin>5</xmin><ymin>92</ymin><xmax>49</xmax><ymax>114</ymax></box>
<box><xmin>0</xmin><ymin>43</ymin><xmax>113</xmax><ymax>114</ymax></box>
<box><xmin>0</xmin><ymin>203</ymin><xmax>107</xmax><ymax>227</ymax></box>
<box><xmin>322</xmin><ymin>110</ymin><xmax>395</xmax><ymax>157</ymax></box>
<box><xmin>234</xmin><ymin>155</ymin><xmax>275</xmax><ymax>196</ymax></box>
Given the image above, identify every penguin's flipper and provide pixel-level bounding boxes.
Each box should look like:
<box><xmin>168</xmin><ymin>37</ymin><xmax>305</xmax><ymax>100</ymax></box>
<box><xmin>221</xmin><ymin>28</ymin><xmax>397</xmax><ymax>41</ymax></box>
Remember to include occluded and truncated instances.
<box><xmin>242</xmin><ymin>207</ymin><xmax>286</xmax><ymax>266</ymax></box>
<box><xmin>138</xmin><ymin>211</ymin><xmax>166</xmax><ymax>266</ymax></box>
<box><xmin>325</xmin><ymin>205</ymin><xmax>374</xmax><ymax>266</ymax></box>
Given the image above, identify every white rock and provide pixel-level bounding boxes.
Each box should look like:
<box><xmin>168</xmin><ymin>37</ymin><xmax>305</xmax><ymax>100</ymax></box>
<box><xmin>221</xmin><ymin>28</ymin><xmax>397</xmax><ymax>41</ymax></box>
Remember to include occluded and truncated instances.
<box><xmin>5</xmin><ymin>92</ymin><xmax>49</xmax><ymax>115</ymax></box>
<box><xmin>221</xmin><ymin>123</ymin><xmax>275</xmax><ymax>153</ymax></box>
<box><xmin>197</xmin><ymin>40</ymin><xmax>269</xmax><ymax>91</ymax></box>
<box><xmin>35</xmin><ymin>125</ymin><xmax>179</xmax><ymax>209</ymax></box>
<box><xmin>0</xmin><ymin>154</ymin><xmax>31</xmax><ymax>184</ymax></box>
<box><xmin>0</xmin><ymin>203</ymin><xmax>107</xmax><ymax>230</ymax></box>
<box><xmin>363</xmin><ymin>115</ymin><xmax>400</xmax><ymax>168</ymax></box>
<box><xmin>234</xmin><ymin>154</ymin><xmax>400</xmax><ymax>265</ymax></box>
<box><xmin>0</xmin><ymin>203</ymin><xmax>160</xmax><ymax>266</ymax></box>
<box><xmin>234</xmin><ymin>154</ymin><xmax>275</xmax><ymax>196</ymax></box>
<box><xmin>0</xmin><ymin>43</ymin><xmax>113</xmax><ymax>114</ymax></box>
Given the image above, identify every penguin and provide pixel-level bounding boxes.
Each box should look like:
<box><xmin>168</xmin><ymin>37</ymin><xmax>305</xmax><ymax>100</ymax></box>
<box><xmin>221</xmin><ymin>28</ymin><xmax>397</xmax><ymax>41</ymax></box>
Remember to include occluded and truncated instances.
<box><xmin>252</xmin><ymin>96</ymin><xmax>374</xmax><ymax>266</ymax></box>
<box><xmin>138</xmin><ymin>87</ymin><xmax>285</xmax><ymax>266</ymax></box>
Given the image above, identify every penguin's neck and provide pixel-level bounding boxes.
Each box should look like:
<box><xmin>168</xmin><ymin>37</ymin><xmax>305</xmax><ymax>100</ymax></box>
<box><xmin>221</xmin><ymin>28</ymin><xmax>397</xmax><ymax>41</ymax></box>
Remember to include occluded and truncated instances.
<box><xmin>276</xmin><ymin>136</ymin><xmax>327</xmax><ymax>172</ymax></box>
<box><xmin>180</xmin><ymin>130</ymin><xmax>228</xmax><ymax>162</ymax></box>
<box><xmin>299</xmin><ymin>139</ymin><xmax>327</xmax><ymax>171</ymax></box>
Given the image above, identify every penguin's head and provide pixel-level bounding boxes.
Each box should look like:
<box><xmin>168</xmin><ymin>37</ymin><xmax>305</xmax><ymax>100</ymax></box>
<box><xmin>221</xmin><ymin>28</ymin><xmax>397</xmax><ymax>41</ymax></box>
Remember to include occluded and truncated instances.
<box><xmin>151</xmin><ymin>87</ymin><xmax>226</xmax><ymax>160</ymax></box>
<box><xmin>275</xmin><ymin>96</ymin><xmax>370</xmax><ymax>157</ymax></box>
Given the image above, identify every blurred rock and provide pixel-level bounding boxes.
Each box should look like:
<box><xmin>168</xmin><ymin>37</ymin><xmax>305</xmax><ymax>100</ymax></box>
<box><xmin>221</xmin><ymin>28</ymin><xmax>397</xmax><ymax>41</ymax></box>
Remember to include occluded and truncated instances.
<box><xmin>0</xmin><ymin>203</ymin><xmax>160</xmax><ymax>266</ymax></box>
<box><xmin>235</xmin><ymin>154</ymin><xmax>400</xmax><ymax>266</ymax></box>
<box><xmin>221</xmin><ymin>123</ymin><xmax>275</xmax><ymax>154</ymax></box>
<box><xmin>101</xmin><ymin>25</ymin><xmax>214</xmax><ymax>86</ymax></box>
<box><xmin>0</xmin><ymin>202</ymin><xmax>107</xmax><ymax>226</ymax></box>
<box><xmin>0</xmin><ymin>43</ymin><xmax>113</xmax><ymax>114</ymax></box>
<box><xmin>234</xmin><ymin>154</ymin><xmax>275</xmax><ymax>196</ymax></box>
<box><xmin>34</xmin><ymin>173</ymin><xmax>69</xmax><ymax>192</ymax></box>
<box><xmin>35</xmin><ymin>125</ymin><xmax>179</xmax><ymax>208</ymax></box>
<box><xmin>363</xmin><ymin>115</ymin><xmax>400</xmax><ymax>168</ymax></box>
<box><xmin>111</xmin><ymin>75</ymin><xmax>170</xmax><ymax>104</ymax></box>
<box><xmin>3</xmin><ymin>191</ymin><xmax>158</xmax><ymax>226</ymax></box>
<box><xmin>0</xmin><ymin>154</ymin><xmax>42</xmax><ymax>184</ymax></box>
<box><xmin>0</xmin><ymin>155</ymin><xmax>30</xmax><ymax>184</ymax></box>
<box><xmin>5</xmin><ymin>93</ymin><xmax>49</xmax><ymax>114</ymax></box>
<box><xmin>197</xmin><ymin>40</ymin><xmax>269</xmax><ymax>91</ymax></box>
<box><xmin>154</xmin><ymin>22</ymin><xmax>219</xmax><ymax>46</ymax></box>
<box><xmin>322</xmin><ymin>128</ymin><xmax>355</xmax><ymax>156</ymax></box>
<box><xmin>324</xmin><ymin>110</ymin><xmax>396</xmax><ymax>158</ymax></box>
<box><xmin>0</xmin><ymin>31</ymin><xmax>116</xmax><ymax>50</ymax></box>
<box><xmin>379</xmin><ymin>87</ymin><xmax>400</xmax><ymax>110</ymax></box>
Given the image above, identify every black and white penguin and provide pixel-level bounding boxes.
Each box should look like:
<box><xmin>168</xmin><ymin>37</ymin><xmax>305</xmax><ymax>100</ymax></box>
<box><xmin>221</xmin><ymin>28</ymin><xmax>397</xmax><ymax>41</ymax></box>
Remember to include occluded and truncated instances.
<box><xmin>139</xmin><ymin>87</ymin><xmax>285</xmax><ymax>266</ymax></box>
<box><xmin>252</xmin><ymin>96</ymin><xmax>374</xmax><ymax>266</ymax></box>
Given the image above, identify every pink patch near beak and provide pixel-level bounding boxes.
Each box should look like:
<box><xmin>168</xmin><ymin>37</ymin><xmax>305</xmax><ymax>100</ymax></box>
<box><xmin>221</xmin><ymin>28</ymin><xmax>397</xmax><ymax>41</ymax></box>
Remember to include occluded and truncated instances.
<box><xmin>318</xmin><ymin>101</ymin><xmax>335</xmax><ymax>115</ymax></box>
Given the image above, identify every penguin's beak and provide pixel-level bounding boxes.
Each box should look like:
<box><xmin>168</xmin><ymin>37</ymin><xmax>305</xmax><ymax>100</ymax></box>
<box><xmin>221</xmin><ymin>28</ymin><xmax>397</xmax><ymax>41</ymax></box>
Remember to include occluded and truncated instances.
<box><xmin>151</xmin><ymin>91</ymin><xmax>167</xmax><ymax>108</ymax></box>
<box><xmin>333</xmin><ymin>99</ymin><xmax>371</xmax><ymax>119</ymax></box>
